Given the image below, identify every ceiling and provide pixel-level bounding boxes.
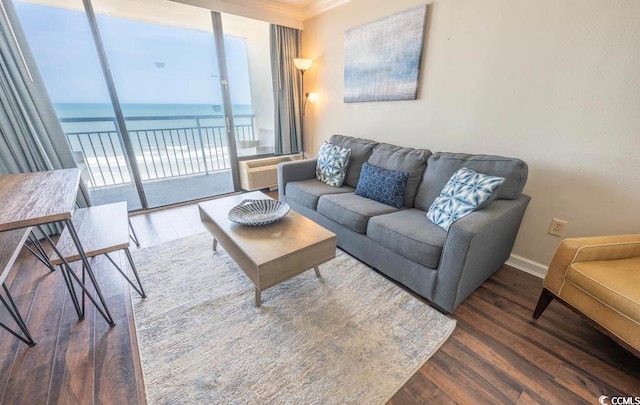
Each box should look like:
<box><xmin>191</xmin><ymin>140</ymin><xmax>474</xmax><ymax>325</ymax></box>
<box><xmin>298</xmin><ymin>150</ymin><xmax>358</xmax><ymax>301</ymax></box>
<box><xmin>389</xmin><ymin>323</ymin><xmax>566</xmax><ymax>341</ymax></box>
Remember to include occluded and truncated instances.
<box><xmin>219</xmin><ymin>0</ymin><xmax>350</xmax><ymax>20</ymax></box>
<box><xmin>22</xmin><ymin>0</ymin><xmax>350</xmax><ymax>30</ymax></box>
<box><xmin>268</xmin><ymin>0</ymin><xmax>319</xmax><ymax>7</ymax></box>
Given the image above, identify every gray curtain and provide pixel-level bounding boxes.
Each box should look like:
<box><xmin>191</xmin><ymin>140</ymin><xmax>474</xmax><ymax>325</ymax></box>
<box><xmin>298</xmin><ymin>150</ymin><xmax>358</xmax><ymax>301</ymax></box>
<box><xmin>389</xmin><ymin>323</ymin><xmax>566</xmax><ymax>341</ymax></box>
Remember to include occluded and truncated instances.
<box><xmin>0</xmin><ymin>0</ymin><xmax>90</xmax><ymax>231</ymax></box>
<box><xmin>270</xmin><ymin>24</ymin><xmax>302</xmax><ymax>156</ymax></box>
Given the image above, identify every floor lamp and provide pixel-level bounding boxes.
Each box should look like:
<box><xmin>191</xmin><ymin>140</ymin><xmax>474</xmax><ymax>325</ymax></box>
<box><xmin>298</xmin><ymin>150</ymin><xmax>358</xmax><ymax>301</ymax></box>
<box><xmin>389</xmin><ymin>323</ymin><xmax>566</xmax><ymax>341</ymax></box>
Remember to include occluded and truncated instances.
<box><xmin>294</xmin><ymin>58</ymin><xmax>312</xmax><ymax>158</ymax></box>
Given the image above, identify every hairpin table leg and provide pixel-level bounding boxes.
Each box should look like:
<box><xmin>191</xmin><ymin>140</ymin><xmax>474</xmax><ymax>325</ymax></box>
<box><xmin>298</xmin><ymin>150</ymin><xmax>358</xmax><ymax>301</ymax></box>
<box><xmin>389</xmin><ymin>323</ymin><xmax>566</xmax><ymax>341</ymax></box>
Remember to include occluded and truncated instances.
<box><xmin>0</xmin><ymin>283</ymin><xmax>35</xmax><ymax>346</ymax></box>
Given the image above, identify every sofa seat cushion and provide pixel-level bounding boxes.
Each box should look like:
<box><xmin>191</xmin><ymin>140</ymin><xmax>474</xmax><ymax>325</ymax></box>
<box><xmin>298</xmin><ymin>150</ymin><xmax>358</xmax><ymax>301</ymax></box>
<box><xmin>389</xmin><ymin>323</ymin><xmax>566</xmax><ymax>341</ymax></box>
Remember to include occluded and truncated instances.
<box><xmin>367</xmin><ymin>209</ymin><xmax>447</xmax><ymax>269</ymax></box>
<box><xmin>566</xmin><ymin>257</ymin><xmax>640</xmax><ymax>323</ymax></box>
<box><xmin>317</xmin><ymin>193</ymin><xmax>398</xmax><ymax>234</ymax></box>
<box><xmin>285</xmin><ymin>179</ymin><xmax>355</xmax><ymax>210</ymax></box>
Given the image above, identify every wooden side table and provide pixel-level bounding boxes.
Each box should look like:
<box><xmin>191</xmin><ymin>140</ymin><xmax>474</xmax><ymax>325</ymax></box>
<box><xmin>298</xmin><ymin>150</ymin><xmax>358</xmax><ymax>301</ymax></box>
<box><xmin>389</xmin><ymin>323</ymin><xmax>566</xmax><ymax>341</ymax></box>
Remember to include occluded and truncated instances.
<box><xmin>0</xmin><ymin>169</ymin><xmax>116</xmax><ymax>335</ymax></box>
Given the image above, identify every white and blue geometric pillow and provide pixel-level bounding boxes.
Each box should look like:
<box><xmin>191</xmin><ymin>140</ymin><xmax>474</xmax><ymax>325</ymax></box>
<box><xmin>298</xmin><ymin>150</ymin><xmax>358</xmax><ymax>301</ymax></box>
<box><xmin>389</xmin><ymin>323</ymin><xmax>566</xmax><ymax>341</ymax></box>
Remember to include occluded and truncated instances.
<box><xmin>427</xmin><ymin>167</ymin><xmax>505</xmax><ymax>231</ymax></box>
<box><xmin>316</xmin><ymin>141</ymin><xmax>352</xmax><ymax>187</ymax></box>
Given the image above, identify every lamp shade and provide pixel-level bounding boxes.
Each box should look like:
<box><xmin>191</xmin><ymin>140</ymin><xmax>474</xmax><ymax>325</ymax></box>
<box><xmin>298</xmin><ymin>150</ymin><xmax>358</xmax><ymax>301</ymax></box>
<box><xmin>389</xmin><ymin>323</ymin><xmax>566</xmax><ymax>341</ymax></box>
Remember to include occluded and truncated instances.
<box><xmin>293</xmin><ymin>58</ymin><xmax>312</xmax><ymax>71</ymax></box>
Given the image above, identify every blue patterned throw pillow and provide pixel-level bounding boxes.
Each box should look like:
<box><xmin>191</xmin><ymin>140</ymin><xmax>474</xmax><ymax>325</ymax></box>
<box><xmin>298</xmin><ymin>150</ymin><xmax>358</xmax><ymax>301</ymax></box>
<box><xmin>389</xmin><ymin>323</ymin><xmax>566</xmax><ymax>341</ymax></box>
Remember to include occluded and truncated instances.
<box><xmin>355</xmin><ymin>163</ymin><xmax>409</xmax><ymax>209</ymax></box>
<box><xmin>427</xmin><ymin>167</ymin><xmax>505</xmax><ymax>231</ymax></box>
<box><xmin>316</xmin><ymin>141</ymin><xmax>352</xmax><ymax>187</ymax></box>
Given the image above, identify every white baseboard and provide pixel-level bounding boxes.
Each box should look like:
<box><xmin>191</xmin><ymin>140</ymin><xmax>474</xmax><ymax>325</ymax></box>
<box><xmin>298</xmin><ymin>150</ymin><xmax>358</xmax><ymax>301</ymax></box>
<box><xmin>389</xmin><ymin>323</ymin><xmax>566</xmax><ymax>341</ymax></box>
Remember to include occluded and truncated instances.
<box><xmin>505</xmin><ymin>254</ymin><xmax>547</xmax><ymax>279</ymax></box>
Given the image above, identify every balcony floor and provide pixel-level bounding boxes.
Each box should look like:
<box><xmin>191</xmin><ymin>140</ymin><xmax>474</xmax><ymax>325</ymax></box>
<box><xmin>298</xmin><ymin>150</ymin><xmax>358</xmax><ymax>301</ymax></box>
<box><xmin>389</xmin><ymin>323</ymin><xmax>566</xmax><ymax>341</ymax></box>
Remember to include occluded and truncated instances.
<box><xmin>90</xmin><ymin>170</ymin><xmax>235</xmax><ymax>210</ymax></box>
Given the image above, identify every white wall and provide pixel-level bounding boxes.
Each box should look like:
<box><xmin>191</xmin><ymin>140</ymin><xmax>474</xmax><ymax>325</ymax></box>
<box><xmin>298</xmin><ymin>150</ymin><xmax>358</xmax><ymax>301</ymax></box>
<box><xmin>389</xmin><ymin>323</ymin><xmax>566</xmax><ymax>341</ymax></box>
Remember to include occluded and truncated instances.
<box><xmin>301</xmin><ymin>0</ymin><xmax>640</xmax><ymax>273</ymax></box>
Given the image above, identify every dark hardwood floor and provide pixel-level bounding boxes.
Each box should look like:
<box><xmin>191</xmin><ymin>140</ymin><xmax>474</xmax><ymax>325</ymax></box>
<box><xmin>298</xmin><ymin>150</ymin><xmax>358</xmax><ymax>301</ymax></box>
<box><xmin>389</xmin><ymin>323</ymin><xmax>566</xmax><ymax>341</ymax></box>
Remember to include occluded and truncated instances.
<box><xmin>1</xmin><ymin>195</ymin><xmax>638</xmax><ymax>404</ymax></box>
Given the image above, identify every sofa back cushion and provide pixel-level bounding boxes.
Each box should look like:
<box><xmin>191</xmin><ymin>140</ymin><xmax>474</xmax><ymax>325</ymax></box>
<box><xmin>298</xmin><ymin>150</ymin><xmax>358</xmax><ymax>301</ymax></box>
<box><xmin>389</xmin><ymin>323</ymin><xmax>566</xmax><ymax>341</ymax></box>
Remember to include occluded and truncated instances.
<box><xmin>367</xmin><ymin>143</ymin><xmax>431</xmax><ymax>208</ymax></box>
<box><xmin>329</xmin><ymin>135</ymin><xmax>378</xmax><ymax>188</ymax></box>
<box><xmin>414</xmin><ymin>152</ymin><xmax>528</xmax><ymax>211</ymax></box>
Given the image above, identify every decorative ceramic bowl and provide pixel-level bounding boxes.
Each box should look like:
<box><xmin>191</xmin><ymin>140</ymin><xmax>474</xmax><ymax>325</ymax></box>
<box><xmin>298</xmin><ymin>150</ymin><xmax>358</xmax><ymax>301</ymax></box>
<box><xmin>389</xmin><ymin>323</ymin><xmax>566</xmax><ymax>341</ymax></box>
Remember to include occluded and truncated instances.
<box><xmin>228</xmin><ymin>199</ymin><xmax>290</xmax><ymax>226</ymax></box>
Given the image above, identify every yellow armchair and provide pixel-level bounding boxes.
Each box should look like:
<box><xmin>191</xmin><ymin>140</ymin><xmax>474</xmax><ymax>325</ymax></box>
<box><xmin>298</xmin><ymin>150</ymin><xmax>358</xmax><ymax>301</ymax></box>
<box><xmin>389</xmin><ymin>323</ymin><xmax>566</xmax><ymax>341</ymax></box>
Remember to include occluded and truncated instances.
<box><xmin>533</xmin><ymin>234</ymin><xmax>640</xmax><ymax>357</ymax></box>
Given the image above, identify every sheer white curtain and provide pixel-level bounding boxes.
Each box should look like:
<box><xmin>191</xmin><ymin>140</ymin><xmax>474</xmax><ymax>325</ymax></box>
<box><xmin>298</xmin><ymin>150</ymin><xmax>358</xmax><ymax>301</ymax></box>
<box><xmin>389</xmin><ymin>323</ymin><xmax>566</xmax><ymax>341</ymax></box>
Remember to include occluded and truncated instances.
<box><xmin>270</xmin><ymin>24</ymin><xmax>302</xmax><ymax>155</ymax></box>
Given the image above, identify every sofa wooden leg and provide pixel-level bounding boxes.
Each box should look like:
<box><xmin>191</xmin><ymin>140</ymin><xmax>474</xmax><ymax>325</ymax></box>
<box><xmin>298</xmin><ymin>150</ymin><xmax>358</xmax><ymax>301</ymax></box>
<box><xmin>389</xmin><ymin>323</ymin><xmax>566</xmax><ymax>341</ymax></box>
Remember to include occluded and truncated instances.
<box><xmin>533</xmin><ymin>288</ymin><xmax>554</xmax><ymax>319</ymax></box>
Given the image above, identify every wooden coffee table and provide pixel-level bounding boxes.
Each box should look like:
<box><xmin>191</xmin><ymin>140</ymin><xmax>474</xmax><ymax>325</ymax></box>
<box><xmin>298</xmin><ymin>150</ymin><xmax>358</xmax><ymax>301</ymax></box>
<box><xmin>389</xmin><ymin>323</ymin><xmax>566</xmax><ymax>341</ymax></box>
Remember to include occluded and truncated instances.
<box><xmin>198</xmin><ymin>192</ymin><xmax>337</xmax><ymax>307</ymax></box>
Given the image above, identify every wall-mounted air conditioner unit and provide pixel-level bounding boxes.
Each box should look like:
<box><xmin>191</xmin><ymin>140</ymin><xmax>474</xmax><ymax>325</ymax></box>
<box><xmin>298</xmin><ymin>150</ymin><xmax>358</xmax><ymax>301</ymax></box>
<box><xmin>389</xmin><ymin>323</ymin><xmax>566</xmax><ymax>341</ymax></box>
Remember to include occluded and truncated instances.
<box><xmin>238</xmin><ymin>155</ymin><xmax>302</xmax><ymax>191</ymax></box>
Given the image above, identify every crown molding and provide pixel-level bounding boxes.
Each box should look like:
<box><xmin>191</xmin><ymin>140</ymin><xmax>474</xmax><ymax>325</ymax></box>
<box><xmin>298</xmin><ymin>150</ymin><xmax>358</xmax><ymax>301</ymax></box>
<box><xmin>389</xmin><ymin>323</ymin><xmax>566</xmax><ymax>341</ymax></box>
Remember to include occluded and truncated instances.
<box><xmin>302</xmin><ymin>0</ymin><xmax>351</xmax><ymax>20</ymax></box>
<box><xmin>223</xmin><ymin>0</ymin><xmax>350</xmax><ymax>22</ymax></box>
<box><xmin>173</xmin><ymin>0</ymin><xmax>350</xmax><ymax>28</ymax></box>
<box><xmin>224</xmin><ymin>0</ymin><xmax>305</xmax><ymax>20</ymax></box>
<box><xmin>172</xmin><ymin>0</ymin><xmax>301</xmax><ymax>28</ymax></box>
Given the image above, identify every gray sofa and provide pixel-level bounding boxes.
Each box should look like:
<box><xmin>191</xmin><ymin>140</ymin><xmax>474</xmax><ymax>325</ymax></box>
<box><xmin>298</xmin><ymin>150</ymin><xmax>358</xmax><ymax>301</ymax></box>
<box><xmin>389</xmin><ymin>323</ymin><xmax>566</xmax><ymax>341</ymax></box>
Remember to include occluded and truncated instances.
<box><xmin>278</xmin><ymin>135</ymin><xmax>530</xmax><ymax>313</ymax></box>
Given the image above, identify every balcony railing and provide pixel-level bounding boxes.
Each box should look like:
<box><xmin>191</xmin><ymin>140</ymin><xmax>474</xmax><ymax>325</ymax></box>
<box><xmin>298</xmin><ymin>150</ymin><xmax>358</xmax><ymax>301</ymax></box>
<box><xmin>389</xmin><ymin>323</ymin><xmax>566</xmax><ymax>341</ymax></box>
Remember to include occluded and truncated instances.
<box><xmin>60</xmin><ymin>114</ymin><xmax>255</xmax><ymax>189</ymax></box>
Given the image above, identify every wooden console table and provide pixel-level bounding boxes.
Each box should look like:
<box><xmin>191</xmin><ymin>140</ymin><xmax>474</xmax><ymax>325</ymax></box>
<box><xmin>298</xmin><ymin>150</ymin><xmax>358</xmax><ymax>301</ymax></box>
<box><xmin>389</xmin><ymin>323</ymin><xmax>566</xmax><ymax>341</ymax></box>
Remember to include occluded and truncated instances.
<box><xmin>0</xmin><ymin>169</ymin><xmax>116</xmax><ymax>345</ymax></box>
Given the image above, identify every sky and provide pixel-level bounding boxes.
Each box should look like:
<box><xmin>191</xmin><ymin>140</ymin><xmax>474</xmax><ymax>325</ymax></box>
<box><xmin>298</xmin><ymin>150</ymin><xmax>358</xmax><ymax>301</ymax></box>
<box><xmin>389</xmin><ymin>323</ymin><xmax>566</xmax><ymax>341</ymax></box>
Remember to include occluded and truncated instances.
<box><xmin>14</xmin><ymin>2</ymin><xmax>253</xmax><ymax>105</ymax></box>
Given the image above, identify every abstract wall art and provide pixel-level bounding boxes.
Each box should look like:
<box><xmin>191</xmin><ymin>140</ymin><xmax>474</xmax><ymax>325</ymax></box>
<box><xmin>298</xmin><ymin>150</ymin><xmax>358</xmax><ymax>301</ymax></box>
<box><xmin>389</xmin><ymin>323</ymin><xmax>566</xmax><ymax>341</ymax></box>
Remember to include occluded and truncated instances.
<box><xmin>344</xmin><ymin>5</ymin><xmax>428</xmax><ymax>103</ymax></box>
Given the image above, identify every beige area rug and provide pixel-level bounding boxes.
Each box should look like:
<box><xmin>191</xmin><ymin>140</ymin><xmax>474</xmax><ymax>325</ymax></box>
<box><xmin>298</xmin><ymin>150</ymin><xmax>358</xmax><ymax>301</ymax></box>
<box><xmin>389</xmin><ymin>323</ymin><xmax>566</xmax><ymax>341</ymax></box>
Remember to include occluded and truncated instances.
<box><xmin>131</xmin><ymin>233</ymin><xmax>456</xmax><ymax>404</ymax></box>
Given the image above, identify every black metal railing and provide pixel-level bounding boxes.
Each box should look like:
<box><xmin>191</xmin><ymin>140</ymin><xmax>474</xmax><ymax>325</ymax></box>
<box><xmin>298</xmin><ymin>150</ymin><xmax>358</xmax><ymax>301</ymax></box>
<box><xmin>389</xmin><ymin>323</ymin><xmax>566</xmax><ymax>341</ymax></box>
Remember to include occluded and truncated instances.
<box><xmin>60</xmin><ymin>114</ymin><xmax>255</xmax><ymax>188</ymax></box>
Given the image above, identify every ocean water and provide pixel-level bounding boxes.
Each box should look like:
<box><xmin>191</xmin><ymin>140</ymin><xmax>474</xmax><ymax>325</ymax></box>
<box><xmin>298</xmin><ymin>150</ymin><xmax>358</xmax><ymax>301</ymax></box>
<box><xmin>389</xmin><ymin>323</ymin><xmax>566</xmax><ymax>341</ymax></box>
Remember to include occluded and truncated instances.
<box><xmin>55</xmin><ymin>103</ymin><xmax>254</xmax><ymax>133</ymax></box>
<box><xmin>54</xmin><ymin>103</ymin><xmax>253</xmax><ymax>119</ymax></box>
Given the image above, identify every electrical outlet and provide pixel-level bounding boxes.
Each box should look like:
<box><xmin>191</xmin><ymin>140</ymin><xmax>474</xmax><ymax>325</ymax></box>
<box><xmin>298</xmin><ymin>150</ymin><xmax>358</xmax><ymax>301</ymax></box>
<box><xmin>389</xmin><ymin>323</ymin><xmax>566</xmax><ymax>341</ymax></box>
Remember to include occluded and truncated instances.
<box><xmin>548</xmin><ymin>218</ymin><xmax>568</xmax><ymax>237</ymax></box>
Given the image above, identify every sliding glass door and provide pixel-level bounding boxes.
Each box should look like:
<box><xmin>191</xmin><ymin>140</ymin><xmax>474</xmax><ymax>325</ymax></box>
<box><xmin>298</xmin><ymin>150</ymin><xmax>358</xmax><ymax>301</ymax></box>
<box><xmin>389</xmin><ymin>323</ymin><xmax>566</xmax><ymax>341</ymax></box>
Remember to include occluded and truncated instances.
<box><xmin>91</xmin><ymin>0</ymin><xmax>235</xmax><ymax>207</ymax></box>
<box><xmin>12</xmin><ymin>0</ymin><xmax>275</xmax><ymax>210</ymax></box>
<box><xmin>13</xmin><ymin>0</ymin><xmax>144</xmax><ymax>210</ymax></box>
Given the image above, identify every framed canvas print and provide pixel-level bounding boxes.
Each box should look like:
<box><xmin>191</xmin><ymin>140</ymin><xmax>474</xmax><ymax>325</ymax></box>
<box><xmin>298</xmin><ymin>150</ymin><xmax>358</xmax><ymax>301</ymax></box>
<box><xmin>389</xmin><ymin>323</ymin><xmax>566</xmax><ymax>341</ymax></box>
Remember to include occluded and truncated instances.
<box><xmin>344</xmin><ymin>5</ymin><xmax>428</xmax><ymax>103</ymax></box>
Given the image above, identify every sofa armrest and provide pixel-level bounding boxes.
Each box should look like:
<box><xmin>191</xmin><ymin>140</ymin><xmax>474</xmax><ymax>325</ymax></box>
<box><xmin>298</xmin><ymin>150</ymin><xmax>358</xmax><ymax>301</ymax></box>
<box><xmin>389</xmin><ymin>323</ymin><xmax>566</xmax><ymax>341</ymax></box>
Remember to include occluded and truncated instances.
<box><xmin>544</xmin><ymin>234</ymin><xmax>640</xmax><ymax>293</ymax></box>
<box><xmin>432</xmin><ymin>195</ymin><xmax>531</xmax><ymax>312</ymax></box>
<box><xmin>277</xmin><ymin>159</ymin><xmax>318</xmax><ymax>200</ymax></box>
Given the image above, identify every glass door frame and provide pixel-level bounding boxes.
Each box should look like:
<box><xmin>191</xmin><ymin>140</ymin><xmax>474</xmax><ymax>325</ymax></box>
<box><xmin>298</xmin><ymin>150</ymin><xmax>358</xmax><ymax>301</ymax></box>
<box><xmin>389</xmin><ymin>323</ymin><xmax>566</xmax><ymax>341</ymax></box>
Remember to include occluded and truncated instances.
<box><xmin>81</xmin><ymin>0</ymin><xmax>147</xmax><ymax>209</ymax></box>
<box><xmin>211</xmin><ymin>11</ymin><xmax>241</xmax><ymax>190</ymax></box>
